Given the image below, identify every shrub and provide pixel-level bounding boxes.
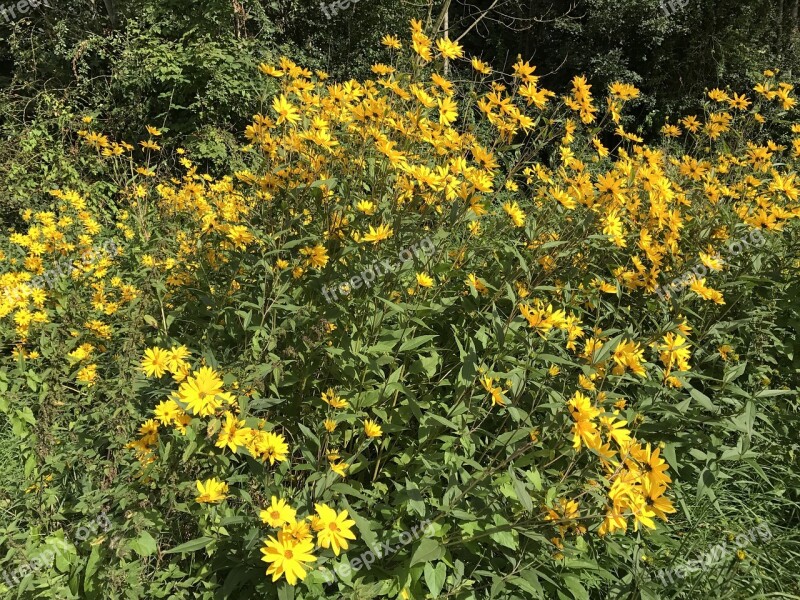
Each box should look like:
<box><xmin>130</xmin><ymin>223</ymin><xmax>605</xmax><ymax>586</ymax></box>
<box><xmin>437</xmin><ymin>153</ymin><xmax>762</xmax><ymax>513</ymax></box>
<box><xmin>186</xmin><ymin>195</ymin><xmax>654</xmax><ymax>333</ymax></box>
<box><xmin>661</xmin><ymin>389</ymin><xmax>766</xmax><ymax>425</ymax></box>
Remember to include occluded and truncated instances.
<box><xmin>0</xmin><ymin>20</ymin><xmax>798</xmax><ymax>600</ymax></box>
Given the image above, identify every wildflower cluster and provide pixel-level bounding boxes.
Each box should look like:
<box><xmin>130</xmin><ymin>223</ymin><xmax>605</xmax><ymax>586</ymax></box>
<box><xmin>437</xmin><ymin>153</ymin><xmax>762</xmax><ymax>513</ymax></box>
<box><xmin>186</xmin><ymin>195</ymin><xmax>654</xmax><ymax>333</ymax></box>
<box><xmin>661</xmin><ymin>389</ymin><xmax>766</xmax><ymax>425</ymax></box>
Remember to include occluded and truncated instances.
<box><xmin>259</xmin><ymin>498</ymin><xmax>356</xmax><ymax>585</ymax></box>
<box><xmin>130</xmin><ymin>346</ymin><xmax>290</xmax><ymax>468</ymax></box>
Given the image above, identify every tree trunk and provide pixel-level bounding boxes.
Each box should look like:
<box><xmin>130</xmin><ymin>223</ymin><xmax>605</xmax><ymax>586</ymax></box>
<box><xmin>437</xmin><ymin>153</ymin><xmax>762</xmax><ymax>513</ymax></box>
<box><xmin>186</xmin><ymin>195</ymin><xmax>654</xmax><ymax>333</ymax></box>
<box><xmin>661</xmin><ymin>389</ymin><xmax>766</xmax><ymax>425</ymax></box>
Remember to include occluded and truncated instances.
<box><xmin>102</xmin><ymin>0</ymin><xmax>116</xmax><ymax>28</ymax></box>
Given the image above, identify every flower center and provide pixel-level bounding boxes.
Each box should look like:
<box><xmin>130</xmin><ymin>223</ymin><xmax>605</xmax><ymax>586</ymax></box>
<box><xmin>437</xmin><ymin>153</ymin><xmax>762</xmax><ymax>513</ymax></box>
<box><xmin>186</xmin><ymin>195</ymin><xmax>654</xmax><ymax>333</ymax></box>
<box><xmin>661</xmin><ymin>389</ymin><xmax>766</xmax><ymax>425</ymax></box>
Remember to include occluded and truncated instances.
<box><xmin>284</xmin><ymin>549</ymin><xmax>294</xmax><ymax>559</ymax></box>
<box><xmin>271</xmin><ymin>511</ymin><xmax>281</xmax><ymax>520</ymax></box>
<box><xmin>329</xmin><ymin>522</ymin><xmax>339</xmax><ymax>531</ymax></box>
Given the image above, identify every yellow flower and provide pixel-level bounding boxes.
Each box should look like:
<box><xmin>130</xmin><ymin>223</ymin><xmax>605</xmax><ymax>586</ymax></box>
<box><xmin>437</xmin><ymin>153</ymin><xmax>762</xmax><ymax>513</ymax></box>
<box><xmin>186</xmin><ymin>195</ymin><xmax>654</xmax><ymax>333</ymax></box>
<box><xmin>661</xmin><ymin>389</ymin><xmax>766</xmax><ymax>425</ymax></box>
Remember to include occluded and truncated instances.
<box><xmin>699</xmin><ymin>252</ymin><xmax>725</xmax><ymax>271</ymax></box>
<box><xmin>76</xmin><ymin>364</ymin><xmax>98</xmax><ymax>386</ymax></box>
<box><xmin>323</xmin><ymin>418</ymin><xmax>337</xmax><ymax>432</ymax></box>
<box><xmin>166</xmin><ymin>345</ymin><xmax>191</xmax><ymax>373</ymax></box>
<box><xmin>611</xmin><ymin>339</ymin><xmax>647</xmax><ymax>378</ymax></box>
<box><xmin>68</xmin><ymin>343</ymin><xmax>94</xmax><ymax>362</ymax></box>
<box><xmin>272</xmin><ymin>94</ymin><xmax>301</xmax><ymax>126</ymax></box>
<box><xmin>471</xmin><ymin>57</ymin><xmax>492</xmax><ymax>75</ymax></box>
<box><xmin>330</xmin><ymin>461</ymin><xmax>349</xmax><ymax>477</ymax></box>
<box><xmin>140</xmin><ymin>139</ymin><xmax>161</xmax><ymax>151</ymax></box>
<box><xmin>435</xmin><ymin>38</ymin><xmax>464</xmax><ymax>60</ymax></box>
<box><xmin>300</xmin><ymin>244</ymin><xmax>329</xmax><ymax>269</ymax></box>
<box><xmin>356</xmin><ymin>200</ymin><xmax>376</xmax><ymax>214</ymax></box>
<box><xmin>258</xmin><ymin>63</ymin><xmax>284</xmax><ymax>77</ymax></box>
<box><xmin>321</xmin><ymin>388</ymin><xmax>348</xmax><ymax>408</ymax></box>
<box><xmin>260</xmin><ymin>496</ymin><xmax>297</xmax><ymax>528</ymax></box>
<box><xmin>364</xmin><ymin>419</ymin><xmax>383</xmax><ymax>438</ymax></box>
<box><xmin>177</xmin><ymin>366</ymin><xmax>231</xmax><ymax>417</ymax></box>
<box><xmin>281</xmin><ymin>519</ymin><xmax>313</xmax><ymax>545</ymax></box>
<box><xmin>689</xmin><ymin>277</ymin><xmax>725</xmax><ymax>304</ymax></box>
<box><xmin>260</xmin><ymin>535</ymin><xmax>316</xmax><ymax>585</ymax></box>
<box><xmin>216</xmin><ymin>411</ymin><xmax>250</xmax><ymax>452</ymax></box>
<box><xmin>416</xmin><ymin>272</ymin><xmax>434</xmax><ymax>288</ymax></box>
<box><xmin>465</xmin><ymin>273</ymin><xmax>488</xmax><ymax>294</ymax></box>
<box><xmin>361</xmin><ymin>223</ymin><xmax>393</xmax><ymax>244</ymax></box>
<box><xmin>141</xmin><ymin>346</ymin><xmax>170</xmax><ymax>378</ymax></box>
<box><xmin>314</xmin><ymin>504</ymin><xmax>357</xmax><ymax>555</ymax></box>
<box><xmin>195</xmin><ymin>478</ymin><xmax>228</xmax><ymax>504</ymax></box>
<box><xmin>381</xmin><ymin>34</ymin><xmax>402</xmax><ymax>50</ymax></box>
<box><xmin>437</xmin><ymin>96</ymin><xmax>458</xmax><ymax>126</ymax></box>
<box><xmin>256</xmin><ymin>431</ymin><xmax>290</xmax><ymax>465</ymax></box>
<box><xmin>480</xmin><ymin>376</ymin><xmax>507</xmax><ymax>407</ymax></box>
<box><xmin>503</xmin><ymin>201</ymin><xmax>526</xmax><ymax>227</ymax></box>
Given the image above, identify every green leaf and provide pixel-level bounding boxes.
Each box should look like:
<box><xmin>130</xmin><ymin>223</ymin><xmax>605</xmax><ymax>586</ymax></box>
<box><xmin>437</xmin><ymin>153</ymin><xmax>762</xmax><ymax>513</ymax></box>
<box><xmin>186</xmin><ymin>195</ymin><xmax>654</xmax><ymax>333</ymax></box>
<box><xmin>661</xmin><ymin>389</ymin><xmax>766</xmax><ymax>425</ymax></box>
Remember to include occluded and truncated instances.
<box><xmin>163</xmin><ymin>536</ymin><xmax>213</xmax><ymax>555</ymax></box>
<box><xmin>509</xmin><ymin>466</ymin><xmax>533</xmax><ymax>512</ymax></box>
<box><xmin>689</xmin><ymin>387</ymin><xmax>717</xmax><ymax>412</ymax></box>
<box><xmin>410</xmin><ymin>538</ymin><xmax>443</xmax><ymax>566</ymax></box>
<box><xmin>129</xmin><ymin>531</ymin><xmax>158</xmax><ymax>557</ymax></box>
<box><xmin>399</xmin><ymin>335</ymin><xmax>438</xmax><ymax>352</ymax></box>
<box><xmin>424</xmin><ymin>562</ymin><xmax>447</xmax><ymax>598</ymax></box>
<box><xmin>83</xmin><ymin>545</ymin><xmax>101</xmax><ymax>593</ymax></box>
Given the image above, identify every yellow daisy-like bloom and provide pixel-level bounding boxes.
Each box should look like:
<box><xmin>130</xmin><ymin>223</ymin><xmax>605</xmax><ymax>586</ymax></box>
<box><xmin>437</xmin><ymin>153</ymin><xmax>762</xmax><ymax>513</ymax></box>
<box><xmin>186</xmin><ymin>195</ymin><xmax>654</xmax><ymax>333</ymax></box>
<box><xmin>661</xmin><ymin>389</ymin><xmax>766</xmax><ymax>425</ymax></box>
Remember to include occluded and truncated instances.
<box><xmin>360</xmin><ymin>223</ymin><xmax>393</xmax><ymax>244</ymax></box>
<box><xmin>503</xmin><ymin>201</ymin><xmax>526</xmax><ymax>227</ymax></box>
<box><xmin>281</xmin><ymin>519</ymin><xmax>313</xmax><ymax>545</ymax></box>
<box><xmin>480</xmin><ymin>376</ymin><xmax>507</xmax><ymax>407</ymax></box>
<box><xmin>260</xmin><ymin>535</ymin><xmax>316</xmax><ymax>586</ymax></box>
<box><xmin>416</xmin><ymin>272</ymin><xmax>434</xmax><ymax>288</ymax></box>
<box><xmin>272</xmin><ymin>94</ymin><xmax>301</xmax><ymax>126</ymax></box>
<box><xmin>76</xmin><ymin>363</ymin><xmax>98</xmax><ymax>386</ymax></box>
<box><xmin>216</xmin><ymin>411</ymin><xmax>250</xmax><ymax>453</ymax></box>
<box><xmin>437</xmin><ymin>96</ymin><xmax>458</xmax><ymax>126</ymax></box>
<box><xmin>300</xmin><ymin>244</ymin><xmax>329</xmax><ymax>269</ymax></box>
<box><xmin>314</xmin><ymin>503</ymin><xmax>357</xmax><ymax>556</ymax></box>
<box><xmin>153</xmin><ymin>398</ymin><xmax>183</xmax><ymax>426</ymax></box>
<box><xmin>330</xmin><ymin>461</ymin><xmax>349</xmax><ymax>477</ymax></box>
<box><xmin>141</xmin><ymin>346</ymin><xmax>170</xmax><ymax>378</ymax></box>
<box><xmin>321</xmin><ymin>388</ymin><xmax>348</xmax><ymax>408</ymax></box>
<box><xmin>166</xmin><ymin>345</ymin><xmax>191</xmax><ymax>373</ymax></box>
<box><xmin>356</xmin><ymin>200</ymin><xmax>376</xmax><ymax>214</ymax></box>
<box><xmin>435</xmin><ymin>37</ymin><xmax>464</xmax><ymax>60</ymax></box>
<box><xmin>195</xmin><ymin>478</ymin><xmax>228</xmax><ymax>504</ymax></box>
<box><xmin>364</xmin><ymin>419</ymin><xmax>383</xmax><ymax>438</ymax></box>
<box><xmin>471</xmin><ymin>57</ymin><xmax>492</xmax><ymax>75</ymax></box>
<box><xmin>258</xmin><ymin>63</ymin><xmax>284</xmax><ymax>77</ymax></box>
<box><xmin>260</xmin><ymin>496</ymin><xmax>297</xmax><ymax>528</ymax></box>
<box><xmin>380</xmin><ymin>34</ymin><xmax>402</xmax><ymax>50</ymax></box>
<box><xmin>258</xmin><ymin>431</ymin><xmax>290</xmax><ymax>465</ymax></box>
<box><xmin>177</xmin><ymin>366</ymin><xmax>230</xmax><ymax>417</ymax></box>
<box><xmin>466</xmin><ymin>273</ymin><xmax>488</xmax><ymax>294</ymax></box>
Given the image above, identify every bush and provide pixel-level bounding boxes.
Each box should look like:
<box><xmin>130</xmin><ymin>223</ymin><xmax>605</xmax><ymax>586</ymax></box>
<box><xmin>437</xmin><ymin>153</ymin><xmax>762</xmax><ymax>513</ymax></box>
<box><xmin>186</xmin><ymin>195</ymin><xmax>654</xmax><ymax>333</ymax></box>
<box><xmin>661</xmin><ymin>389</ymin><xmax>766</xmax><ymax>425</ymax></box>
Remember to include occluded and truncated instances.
<box><xmin>0</xmin><ymin>20</ymin><xmax>798</xmax><ymax>600</ymax></box>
